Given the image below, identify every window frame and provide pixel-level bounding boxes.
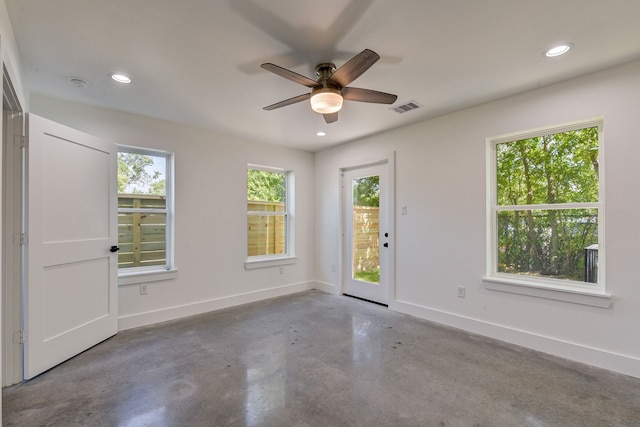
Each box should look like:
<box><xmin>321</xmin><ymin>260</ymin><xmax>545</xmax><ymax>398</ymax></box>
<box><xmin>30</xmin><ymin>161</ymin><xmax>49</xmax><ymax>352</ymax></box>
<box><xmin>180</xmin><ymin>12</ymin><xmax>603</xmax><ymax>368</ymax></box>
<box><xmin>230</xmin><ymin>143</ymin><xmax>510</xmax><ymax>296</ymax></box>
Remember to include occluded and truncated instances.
<box><xmin>484</xmin><ymin>118</ymin><xmax>612</xmax><ymax>307</ymax></box>
<box><xmin>117</xmin><ymin>145</ymin><xmax>175</xmax><ymax>281</ymax></box>
<box><xmin>245</xmin><ymin>164</ymin><xmax>296</xmax><ymax>270</ymax></box>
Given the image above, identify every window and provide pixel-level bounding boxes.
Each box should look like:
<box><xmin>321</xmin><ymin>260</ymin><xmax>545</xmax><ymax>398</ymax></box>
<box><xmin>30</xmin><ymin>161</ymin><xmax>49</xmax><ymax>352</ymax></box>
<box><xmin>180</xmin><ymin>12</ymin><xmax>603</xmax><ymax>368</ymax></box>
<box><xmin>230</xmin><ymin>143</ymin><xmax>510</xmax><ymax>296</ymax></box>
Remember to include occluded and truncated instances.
<box><xmin>487</xmin><ymin>119</ymin><xmax>604</xmax><ymax>294</ymax></box>
<box><xmin>117</xmin><ymin>146</ymin><xmax>173</xmax><ymax>273</ymax></box>
<box><xmin>246</xmin><ymin>165</ymin><xmax>295</xmax><ymax>267</ymax></box>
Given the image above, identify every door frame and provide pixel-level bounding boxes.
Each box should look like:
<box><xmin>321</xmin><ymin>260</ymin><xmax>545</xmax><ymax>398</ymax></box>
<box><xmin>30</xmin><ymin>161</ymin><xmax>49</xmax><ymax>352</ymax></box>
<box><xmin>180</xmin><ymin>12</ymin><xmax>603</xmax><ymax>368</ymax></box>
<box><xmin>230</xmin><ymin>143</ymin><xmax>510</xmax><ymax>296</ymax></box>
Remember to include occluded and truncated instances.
<box><xmin>2</xmin><ymin>67</ymin><xmax>24</xmax><ymax>386</ymax></box>
<box><xmin>339</xmin><ymin>152</ymin><xmax>395</xmax><ymax>305</ymax></box>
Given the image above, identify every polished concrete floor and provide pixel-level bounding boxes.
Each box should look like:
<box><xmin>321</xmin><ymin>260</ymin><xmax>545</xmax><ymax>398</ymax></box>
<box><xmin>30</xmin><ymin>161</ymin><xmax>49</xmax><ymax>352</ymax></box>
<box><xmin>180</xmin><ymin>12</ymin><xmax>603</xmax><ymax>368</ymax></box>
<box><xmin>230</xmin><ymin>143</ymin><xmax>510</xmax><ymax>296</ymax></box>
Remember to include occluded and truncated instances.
<box><xmin>3</xmin><ymin>290</ymin><xmax>640</xmax><ymax>426</ymax></box>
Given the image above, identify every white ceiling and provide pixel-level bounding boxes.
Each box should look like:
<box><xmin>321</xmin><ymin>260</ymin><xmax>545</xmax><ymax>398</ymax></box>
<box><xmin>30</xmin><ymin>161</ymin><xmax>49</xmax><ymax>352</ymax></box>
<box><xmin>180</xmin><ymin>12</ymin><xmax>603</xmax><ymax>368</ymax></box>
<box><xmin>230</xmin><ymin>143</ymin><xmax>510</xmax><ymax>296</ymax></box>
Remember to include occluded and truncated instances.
<box><xmin>6</xmin><ymin>0</ymin><xmax>640</xmax><ymax>152</ymax></box>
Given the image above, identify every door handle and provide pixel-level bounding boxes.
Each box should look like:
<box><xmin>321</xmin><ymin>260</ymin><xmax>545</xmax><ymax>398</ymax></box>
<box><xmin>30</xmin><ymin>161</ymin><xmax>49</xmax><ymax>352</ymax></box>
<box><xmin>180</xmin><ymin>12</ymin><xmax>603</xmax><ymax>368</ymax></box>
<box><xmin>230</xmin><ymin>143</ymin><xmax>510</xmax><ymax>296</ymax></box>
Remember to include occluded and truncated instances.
<box><xmin>383</xmin><ymin>243</ymin><xmax>389</xmax><ymax>248</ymax></box>
<box><xmin>109</xmin><ymin>246</ymin><xmax>120</xmax><ymax>253</ymax></box>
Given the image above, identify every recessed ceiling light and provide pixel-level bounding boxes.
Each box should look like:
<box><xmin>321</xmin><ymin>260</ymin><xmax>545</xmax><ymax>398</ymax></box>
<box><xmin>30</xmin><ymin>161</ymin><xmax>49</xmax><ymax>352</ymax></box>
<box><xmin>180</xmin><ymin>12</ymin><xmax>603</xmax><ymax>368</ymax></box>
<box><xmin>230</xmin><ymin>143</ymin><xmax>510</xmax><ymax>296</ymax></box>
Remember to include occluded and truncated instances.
<box><xmin>315</xmin><ymin>131</ymin><xmax>327</xmax><ymax>137</ymax></box>
<box><xmin>109</xmin><ymin>72</ymin><xmax>131</xmax><ymax>83</ymax></box>
<box><xmin>544</xmin><ymin>43</ymin><xmax>573</xmax><ymax>58</ymax></box>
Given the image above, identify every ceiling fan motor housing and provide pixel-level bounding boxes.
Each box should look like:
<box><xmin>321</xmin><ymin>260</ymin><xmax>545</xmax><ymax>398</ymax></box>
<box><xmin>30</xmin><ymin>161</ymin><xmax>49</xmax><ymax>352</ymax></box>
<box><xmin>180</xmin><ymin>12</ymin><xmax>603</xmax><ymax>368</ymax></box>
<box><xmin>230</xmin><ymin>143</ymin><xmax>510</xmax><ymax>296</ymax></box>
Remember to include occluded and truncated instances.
<box><xmin>315</xmin><ymin>63</ymin><xmax>337</xmax><ymax>80</ymax></box>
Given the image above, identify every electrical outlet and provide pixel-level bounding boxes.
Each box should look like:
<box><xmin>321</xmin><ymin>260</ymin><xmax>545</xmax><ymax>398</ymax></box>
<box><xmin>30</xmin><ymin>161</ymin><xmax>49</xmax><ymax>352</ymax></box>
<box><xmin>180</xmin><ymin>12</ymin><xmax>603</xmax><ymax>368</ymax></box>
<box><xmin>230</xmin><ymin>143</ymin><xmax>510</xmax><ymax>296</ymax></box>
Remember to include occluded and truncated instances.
<box><xmin>140</xmin><ymin>284</ymin><xmax>148</xmax><ymax>295</ymax></box>
<box><xmin>331</xmin><ymin>264</ymin><xmax>336</xmax><ymax>272</ymax></box>
<box><xmin>401</xmin><ymin>205</ymin><xmax>408</xmax><ymax>215</ymax></box>
<box><xmin>279</xmin><ymin>266</ymin><xmax>284</xmax><ymax>275</ymax></box>
<box><xmin>457</xmin><ymin>286</ymin><xmax>465</xmax><ymax>298</ymax></box>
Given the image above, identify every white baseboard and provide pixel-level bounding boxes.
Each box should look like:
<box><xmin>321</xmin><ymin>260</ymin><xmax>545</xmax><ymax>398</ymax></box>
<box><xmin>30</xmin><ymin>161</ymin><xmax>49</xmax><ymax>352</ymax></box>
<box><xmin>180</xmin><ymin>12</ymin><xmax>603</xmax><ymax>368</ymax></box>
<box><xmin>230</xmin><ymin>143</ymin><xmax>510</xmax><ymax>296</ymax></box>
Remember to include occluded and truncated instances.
<box><xmin>392</xmin><ymin>299</ymin><xmax>640</xmax><ymax>379</ymax></box>
<box><xmin>118</xmin><ymin>281</ymin><xmax>314</xmax><ymax>331</ymax></box>
<box><xmin>311</xmin><ymin>280</ymin><xmax>339</xmax><ymax>294</ymax></box>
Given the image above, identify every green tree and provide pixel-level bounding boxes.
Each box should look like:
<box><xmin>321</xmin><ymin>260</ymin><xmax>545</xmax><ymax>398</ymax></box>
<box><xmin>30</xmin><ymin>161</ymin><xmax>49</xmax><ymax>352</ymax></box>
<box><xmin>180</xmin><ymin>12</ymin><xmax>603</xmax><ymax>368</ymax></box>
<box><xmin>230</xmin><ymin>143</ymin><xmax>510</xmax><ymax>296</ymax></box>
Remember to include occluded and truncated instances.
<box><xmin>496</xmin><ymin>127</ymin><xmax>598</xmax><ymax>281</ymax></box>
<box><xmin>148</xmin><ymin>179</ymin><xmax>166</xmax><ymax>196</ymax></box>
<box><xmin>353</xmin><ymin>176</ymin><xmax>379</xmax><ymax>207</ymax></box>
<box><xmin>118</xmin><ymin>153</ymin><xmax>164</xmax><ymax>195</ymax></box>
<box><xmin>247</xmin><ymin>169</ymin><xmax>285</xmax><ymax>202</ymax></box>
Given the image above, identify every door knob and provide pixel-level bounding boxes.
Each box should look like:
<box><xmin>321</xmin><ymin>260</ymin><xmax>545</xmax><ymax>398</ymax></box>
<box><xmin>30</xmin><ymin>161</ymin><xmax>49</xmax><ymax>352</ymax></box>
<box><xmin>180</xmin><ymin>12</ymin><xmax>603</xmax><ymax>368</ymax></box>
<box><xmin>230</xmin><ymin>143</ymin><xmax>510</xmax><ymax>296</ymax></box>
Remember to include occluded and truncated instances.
<box><xmin>110</xmin><ymin>246</ymin><xmax>120</xmax><ymax>253</ymax></box>
<box><xmin>383</xmin><ymin>243</ymin><xmax>389</xmax><ymax>248</ymax></box>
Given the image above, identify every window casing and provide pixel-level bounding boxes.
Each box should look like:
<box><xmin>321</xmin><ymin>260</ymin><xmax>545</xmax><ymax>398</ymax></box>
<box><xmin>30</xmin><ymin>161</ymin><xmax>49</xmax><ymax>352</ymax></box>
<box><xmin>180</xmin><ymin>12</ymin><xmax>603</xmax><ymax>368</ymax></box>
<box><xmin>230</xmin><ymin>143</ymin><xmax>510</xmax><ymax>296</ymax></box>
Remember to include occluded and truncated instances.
<box><xmin>246</xmin><ymin>165</ymin><xmax>295</xmax><ymax>267</ymax></box>
<box><xmin>117</xmin><ymin>146</ymin><xmax>174</xmax><ymax>274</ymax></box>
<box><xmin>486</xmin><ymin>119</ymin><xmax>604</xmax><ymax>295</ymax></box>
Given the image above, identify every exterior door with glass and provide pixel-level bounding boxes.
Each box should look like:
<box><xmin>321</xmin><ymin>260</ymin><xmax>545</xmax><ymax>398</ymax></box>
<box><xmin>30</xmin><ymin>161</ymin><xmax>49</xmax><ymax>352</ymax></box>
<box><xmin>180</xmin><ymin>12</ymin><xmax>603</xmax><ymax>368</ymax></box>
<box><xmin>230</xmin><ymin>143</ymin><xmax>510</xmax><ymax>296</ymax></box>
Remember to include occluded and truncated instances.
<box><xmin>342</xmin><ymin>163</ymin><xmax>389</xmax><ymax>305</ymax></box>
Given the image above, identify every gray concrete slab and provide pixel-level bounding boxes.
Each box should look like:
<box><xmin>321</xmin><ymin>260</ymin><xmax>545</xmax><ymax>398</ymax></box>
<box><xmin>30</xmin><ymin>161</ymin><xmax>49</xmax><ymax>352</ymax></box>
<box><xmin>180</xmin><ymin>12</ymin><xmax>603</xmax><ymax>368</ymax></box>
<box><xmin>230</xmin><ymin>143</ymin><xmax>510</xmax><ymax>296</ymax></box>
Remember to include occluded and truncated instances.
<box><xmin>3</xmin><ymin>290</ymin><xmax>640</xmax><ymax>426</ymax></box>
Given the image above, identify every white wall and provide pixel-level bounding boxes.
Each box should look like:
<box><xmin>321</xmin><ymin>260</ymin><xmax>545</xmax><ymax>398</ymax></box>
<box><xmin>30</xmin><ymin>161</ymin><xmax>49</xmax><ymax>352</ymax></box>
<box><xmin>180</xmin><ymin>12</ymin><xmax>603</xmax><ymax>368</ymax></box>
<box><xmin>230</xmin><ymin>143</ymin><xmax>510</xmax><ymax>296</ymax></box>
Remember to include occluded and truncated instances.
<box><xmin>315</xmin><ymin>60</ymin><xmax>640</xmax><ymax>378</ymax></box>
<box><xmin>31</xmin><ymin>95</ymin><xmax>316</xmax><ymax>329</ymax></box>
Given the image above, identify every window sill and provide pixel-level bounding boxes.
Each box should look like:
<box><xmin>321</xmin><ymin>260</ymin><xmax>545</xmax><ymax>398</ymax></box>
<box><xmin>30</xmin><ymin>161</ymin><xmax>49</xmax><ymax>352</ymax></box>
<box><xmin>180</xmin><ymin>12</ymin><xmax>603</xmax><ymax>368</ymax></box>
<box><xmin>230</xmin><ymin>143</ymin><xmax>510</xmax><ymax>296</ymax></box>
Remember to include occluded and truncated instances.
<box><xmin>118</xmin><ymin>269</ymin><xmax>179</xmax><ymax>286</ymax></box>
<box><xmin>482</xmin><ymin>276</ymin><xmax>612</xmax><ymax>308</ymax></box>
<box><xmin>245</xmin><ymin>256</ymin><xmax>297</xmax><ymax>270</ymax></box>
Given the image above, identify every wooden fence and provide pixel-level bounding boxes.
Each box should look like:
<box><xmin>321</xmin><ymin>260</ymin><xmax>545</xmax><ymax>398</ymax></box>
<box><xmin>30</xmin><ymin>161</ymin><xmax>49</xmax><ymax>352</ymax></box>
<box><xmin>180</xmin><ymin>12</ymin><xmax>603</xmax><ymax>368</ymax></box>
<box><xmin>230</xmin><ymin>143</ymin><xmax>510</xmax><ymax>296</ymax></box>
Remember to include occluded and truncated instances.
<box><xmin>117</xmin><ymin>197</ymin><xmax>378</xmax><ymax>269</ymax></box>
<box><xmin>118</xmin><ymin>194</ymin><xmax>166</xmax><ymax>269</ymax></box>
<box><xmin>352</xmin><ymin>206</ymin><xmax>379</xmax><ymax>272</ymax></box>
<box><xmin>247</xmin><ymin>201</ymin><xmax>286</xmax><ymax>256</ymax></box>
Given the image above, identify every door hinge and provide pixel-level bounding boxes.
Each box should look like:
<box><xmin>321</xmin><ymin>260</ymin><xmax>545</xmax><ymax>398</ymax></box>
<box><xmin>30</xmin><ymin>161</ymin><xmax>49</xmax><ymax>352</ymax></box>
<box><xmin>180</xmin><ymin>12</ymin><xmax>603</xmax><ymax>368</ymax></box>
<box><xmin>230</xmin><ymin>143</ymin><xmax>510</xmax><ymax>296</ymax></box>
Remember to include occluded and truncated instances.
<box><xmin>14</xmin><ymin>232</ymin><xmax>27</xmax><ymax>246</ymax></box>
<box><xmin>13</xmin><ymin>330</ymin><xmax>25</xmax><ymax>344</ymax></box>
<box><xmin>13</xmin><ymin>135</ymin><xmax>27</xmax><ymax>149</ymax></box>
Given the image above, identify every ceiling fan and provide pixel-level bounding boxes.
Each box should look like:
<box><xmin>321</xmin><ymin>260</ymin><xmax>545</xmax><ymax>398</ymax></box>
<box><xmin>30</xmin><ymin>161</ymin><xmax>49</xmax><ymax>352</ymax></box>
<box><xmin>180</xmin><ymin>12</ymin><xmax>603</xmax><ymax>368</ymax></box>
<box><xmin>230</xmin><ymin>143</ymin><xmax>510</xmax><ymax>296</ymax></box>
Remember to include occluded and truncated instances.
<box><xmin>261</xmin><ymin>49</ymin><xmax>397</xmax><ymax>124</ymax></box>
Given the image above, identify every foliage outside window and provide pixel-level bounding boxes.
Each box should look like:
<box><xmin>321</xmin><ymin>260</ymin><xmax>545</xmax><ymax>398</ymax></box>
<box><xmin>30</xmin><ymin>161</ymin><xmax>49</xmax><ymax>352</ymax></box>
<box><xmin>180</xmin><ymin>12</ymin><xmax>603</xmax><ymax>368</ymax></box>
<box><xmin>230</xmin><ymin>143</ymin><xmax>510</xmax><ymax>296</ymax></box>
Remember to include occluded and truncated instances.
<box><xmin>488</xmin><ymin>120</ymin><xmax>603</xmax><ymax>290</ymax></box>
<box><xmin>118</xmin><ymin>147</ymin><xmax>173</xmax><ymax>271</ymax></box>
<box><xmin>247</xmin><ymin>166</ymin><xmax>292</xmax><ymax>258</ymax></box>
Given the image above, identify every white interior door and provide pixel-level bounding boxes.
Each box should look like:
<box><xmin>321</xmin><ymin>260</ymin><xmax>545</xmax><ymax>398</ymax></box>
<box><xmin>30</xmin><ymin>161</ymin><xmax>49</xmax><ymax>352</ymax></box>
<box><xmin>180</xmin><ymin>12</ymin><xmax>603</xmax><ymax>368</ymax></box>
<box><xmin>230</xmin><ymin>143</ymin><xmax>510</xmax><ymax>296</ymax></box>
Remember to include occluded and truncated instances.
<box><xmin>25</xmin><ymin>114</ymin><xmax>118</xmax><ymax>379</ymax></box>
<box><xmin>343</xmin><ymin>163</ymin><xmax>389</xmax><ymax>305</ymax></box>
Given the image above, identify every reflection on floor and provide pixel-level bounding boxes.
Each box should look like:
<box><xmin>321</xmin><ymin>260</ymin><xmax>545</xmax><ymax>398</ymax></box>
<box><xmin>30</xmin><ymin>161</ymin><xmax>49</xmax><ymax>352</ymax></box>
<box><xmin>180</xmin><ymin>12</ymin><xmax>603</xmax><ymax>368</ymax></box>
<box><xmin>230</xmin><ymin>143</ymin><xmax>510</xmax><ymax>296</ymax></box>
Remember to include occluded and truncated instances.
<box><xmin>4</xmin><ymin>290</ymin><xmax>640</xmax><ymax>426</ymax></box>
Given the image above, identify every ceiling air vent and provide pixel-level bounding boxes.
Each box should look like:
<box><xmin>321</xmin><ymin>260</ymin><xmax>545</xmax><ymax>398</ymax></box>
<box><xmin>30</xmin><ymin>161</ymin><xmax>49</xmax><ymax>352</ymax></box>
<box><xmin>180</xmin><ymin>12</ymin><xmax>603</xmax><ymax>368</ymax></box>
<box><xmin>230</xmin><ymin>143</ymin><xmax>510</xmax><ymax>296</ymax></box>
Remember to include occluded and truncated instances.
<box><xmin>391</xmin><ymin>100</ymin><xmax>422</xmax><ymax>114</ymax></box>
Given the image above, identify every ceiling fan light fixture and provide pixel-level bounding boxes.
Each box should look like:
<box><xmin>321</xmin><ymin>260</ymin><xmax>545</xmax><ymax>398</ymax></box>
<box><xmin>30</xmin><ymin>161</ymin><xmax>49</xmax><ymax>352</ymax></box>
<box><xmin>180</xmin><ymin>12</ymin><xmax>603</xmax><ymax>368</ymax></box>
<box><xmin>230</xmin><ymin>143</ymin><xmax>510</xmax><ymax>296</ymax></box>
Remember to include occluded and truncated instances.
<box><xmin>310</xmin><ymin>87</ymin><xmax>343</xmax><ymax>114</ymax></box>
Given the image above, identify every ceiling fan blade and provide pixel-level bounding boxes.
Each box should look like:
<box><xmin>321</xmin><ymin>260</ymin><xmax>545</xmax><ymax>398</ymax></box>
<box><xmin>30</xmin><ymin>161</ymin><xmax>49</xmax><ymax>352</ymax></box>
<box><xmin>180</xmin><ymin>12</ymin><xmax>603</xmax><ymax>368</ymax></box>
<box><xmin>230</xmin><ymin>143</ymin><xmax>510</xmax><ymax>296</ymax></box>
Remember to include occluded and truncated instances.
<box><xmin>329</xmin><ymin>49</ymin><xmax>380</xmax><ymax>88</ymax></box>
<box><xmin>261</xmin><ymin>63</ymin><xmax>320</xmax><ymax>88</ymax></box>
<box><xmin>324</xmin><ymin>112</ymin><xmax>339</xmax><ymax>124</ymax></box>
<box><xmin>342</xmin><ymin>87</ymin><xmax>398</xmax><ymax>104</ymax></box>
<box><xmin>263</xmin><ymin>93</ymin><xmax>310</xmax><ymax>110</ymax></box>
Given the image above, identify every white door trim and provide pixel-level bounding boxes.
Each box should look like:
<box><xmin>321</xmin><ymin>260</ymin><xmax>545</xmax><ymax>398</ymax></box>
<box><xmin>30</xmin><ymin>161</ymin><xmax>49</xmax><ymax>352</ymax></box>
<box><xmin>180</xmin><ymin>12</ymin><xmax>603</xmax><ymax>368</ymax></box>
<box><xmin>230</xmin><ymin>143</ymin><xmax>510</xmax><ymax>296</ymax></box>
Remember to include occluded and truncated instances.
<box><xmin>2</xmin><ymin>67</ymin><xmax>24</xmax><ymax>386</ymax></box>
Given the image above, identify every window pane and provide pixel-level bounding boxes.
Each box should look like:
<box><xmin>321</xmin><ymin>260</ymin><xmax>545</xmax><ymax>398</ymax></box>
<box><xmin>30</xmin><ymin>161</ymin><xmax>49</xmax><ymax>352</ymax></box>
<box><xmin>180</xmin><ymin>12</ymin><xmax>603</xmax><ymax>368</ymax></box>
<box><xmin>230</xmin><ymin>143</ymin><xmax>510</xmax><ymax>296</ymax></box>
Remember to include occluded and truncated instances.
<box><xmin>118</xmin><ymin>152</ymin><xmax>166</xmax><ymax>196</ymax></box>
<box><xmin>118</xmin><ymin>194</ymin><xmax>166</xmax><ymax>209</ymax></box>
<box><xmin>352</xmin><ymin>176</ymin><xmax>380</xmax><ymax>284</ymax></box>
<box><xmin>247</xmin><ymin>214</ymin><xmax>286</xmax><ymax>256</ymax></box>
<box><xmin>247</xmin><ymin>168</ymin><xmax>289</xmax><ymax>258</ymax></box>
<box><xmin>117</xmin><ymin>148</ymin><xmax>172</xmax><ymax>272</ymax></box>
<box><xmin>118</xmin><ymin>212</ymin><xmax>167</xmax><ymax>269</ymax></box>
<box><xmin>497</xmin><ymin>209</ymin><xmax>598</xmax><ymax>282</ymax></box>
<box><xmin>247</xmin><ymin>201</ymin><xmax>285</xmax><ymax>212</ymax></box>
<box><xmin>496</xmin><ymin>127</ymin><xmax>598</xmax><ymax>206</ymax></box>
<box><xmin>247</xmin><ymin>169</ymin><xmax>285</xmax><ymax>203</ymax></box>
